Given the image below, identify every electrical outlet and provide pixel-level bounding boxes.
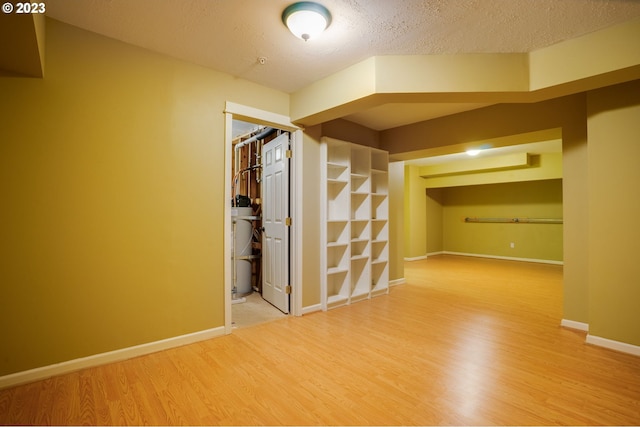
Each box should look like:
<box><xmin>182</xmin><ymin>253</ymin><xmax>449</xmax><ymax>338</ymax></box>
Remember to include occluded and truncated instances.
<box><xmin>510</xmin><ymin>242</ymin><xmax>515</xmax><ymax>249</ymax></box>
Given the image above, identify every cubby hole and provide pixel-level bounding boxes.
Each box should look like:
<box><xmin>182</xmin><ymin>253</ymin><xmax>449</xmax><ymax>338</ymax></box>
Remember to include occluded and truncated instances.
<box><xmin>327</xmin><ymin>163</ymin><xmax>349</xmax><ymax>181</ymax></box>
<box><xmin>372</xmin><ymin>220</ymin><xmax>388</xmax><ymax>241</ymax></box>
<box><xmin>327</xmin><ymin>220</ymin><xmax>349</xmax><ymax>244</ymax></box>
<box><xmin>327</xmin><ymin>141</ymin><xmax>350</xmax><ymax>165</ymax></box>
<box><xmin>327</xmin><ymin>244</ymin><xmax>349</xmax><ymax>272</ymax></box>
<box><xmin>371</xmin><ymin>149</ymin><xmax>388</xmax><ymax>172</ymax></box>
<box><xmin>351</xmin><ymin>220</ymin><xmax>370</xmax><ymax>242</ymax></box>
<box><xmin>351</xmin><ymin>257</ymin><xmax>371</xmax><ymax>298</ymax></box>
<box><xmin>351</xmin><ymin>146</ymin><xmax>370</xmax><ymax>176</ymax></box>
<box><xmin>327</xmin><ymin>181</ymin><xmax>349</xmax><ymax>221</ymax></box>
<box><xmin>351</xmin><ymin>240</ymin><xmax>370</xmax><ymax>259</ymax></box>
<box><xmin>372</xmin><ymin>195</ymin><xmax>388</xmax><ymax>220</ymax></box>
<box><xmin>371</xmin><ymin>240</ymin><xmax>388</xmax><ymax>263</ymax></box>
<box><xmin>351</xmin><ymin>174</ymin><xmax>370</xmax><ymax>193</ymax></box>
<box><xmin>371</xmin><ymin>171</ymin><xmax>387</xmax><ymax>194</ymax></box>
<box><xmin>371</xmin><ymin>261</ymin><xmax>389</xmax><ymax>292</ymax></box>
<box><xmin>351</xmin><ymin>193</ymin><xmax>370</xmax><ymax>220</ymax></box>
<box><xmin>327</xmin><ymin>270</ymin><xmax>349</xmax><ymax>303</ymax></box>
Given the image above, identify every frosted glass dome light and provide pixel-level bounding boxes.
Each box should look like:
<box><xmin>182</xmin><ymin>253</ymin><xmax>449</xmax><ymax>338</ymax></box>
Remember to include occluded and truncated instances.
<box><xmin>282</xmin><ymin>2</ymin><xmax>332</xmax><ymax>41</ymax></box>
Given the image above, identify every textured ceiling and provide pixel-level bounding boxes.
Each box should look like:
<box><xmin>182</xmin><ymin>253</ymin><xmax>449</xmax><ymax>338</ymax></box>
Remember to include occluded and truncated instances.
<box><xmin>46</xmin><ymin>0</ymin><xmax>640</xmax><ymax>93</ymax></box>
<box><xmin>45</xmin><ymin>0</ymin><xmax>640</xmax><ymax>131</ymax></box>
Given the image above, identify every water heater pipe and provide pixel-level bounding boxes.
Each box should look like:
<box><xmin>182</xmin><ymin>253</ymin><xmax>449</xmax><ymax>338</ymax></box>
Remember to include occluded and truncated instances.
<box><xmin>234</xmin><ymin>127</ymin><xmax>276</xmax><ymax>173</ymax></box>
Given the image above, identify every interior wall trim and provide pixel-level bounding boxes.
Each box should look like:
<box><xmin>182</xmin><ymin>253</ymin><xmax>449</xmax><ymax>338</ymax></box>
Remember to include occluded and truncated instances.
<box><xmin>301</xmin><ymin>304</ymin><xmax>322</xmax><ymax>315</ymax></box>
<box><xmin>427</xmin><ymin>251</ymin><xmax>445</xmax><ymax>257</ymax></box>
<box><xmin>404</xmin><ymin>255</ymin><xmax>428</xmax><ymax>261</ymax></box>
<box><xmin>224</xmin><ymin>102</ymin><xmax>303</xmax><ymax>326</ymax></box>
<box><xmin>0</xmin><ymin>327</ymin><xmax>225</xmax><ymax>390</ymax></box>
<box><xmin>443</xmin><ymin>251</ymin><xmax>564</xmax><ymax>265</ymax></box>
<box><xmin>390</xmin><ymin>278</ymin><xmax>406</xmax><ymax>286</ymax></box>
<box><xmin>586</xmin><ymin>334</ymin><xmax>640</xmax><ymax>357</ymax></box>
<box><xmin>561</xmin><ymin>319</ymin><xmax>589</xmax><ymax>332</ymax></box>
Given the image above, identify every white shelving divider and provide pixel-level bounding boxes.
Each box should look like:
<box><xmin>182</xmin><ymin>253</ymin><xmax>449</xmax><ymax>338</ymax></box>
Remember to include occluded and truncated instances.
<box><xmin>321</xmin><ymin>137</ymin><xmax>389</xmax><ymax>310</ymax></box>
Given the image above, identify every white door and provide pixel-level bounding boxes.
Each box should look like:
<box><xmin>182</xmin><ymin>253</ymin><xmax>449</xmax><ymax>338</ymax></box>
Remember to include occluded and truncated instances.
<box><xmin>262</xmin><ymin>132</ymin><xmax>290</xmax><ymax>313</ymax></box>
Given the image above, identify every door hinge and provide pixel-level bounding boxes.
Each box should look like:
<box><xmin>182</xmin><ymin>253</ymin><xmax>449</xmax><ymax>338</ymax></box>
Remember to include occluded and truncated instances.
<box><xmin>286</xmin><ymin>149</ymin><xmax>292</xmax><ymax>158</ymax></box>
<box><xmin>285</xmin><ymin>217</ymin><xmax>292</xmax><ymax>226</ymax></box>
<box><xmin>285</xmin><ymin>285</ymin><xmax>292</xmax><ymax>294</ymax></box>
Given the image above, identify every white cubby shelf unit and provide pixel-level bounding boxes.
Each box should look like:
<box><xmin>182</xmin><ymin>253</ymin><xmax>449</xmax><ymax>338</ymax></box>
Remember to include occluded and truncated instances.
<box><xmin>320</xmin><ymin>137</ymin><xmax>389</xmax><ymax>310</ymax></box>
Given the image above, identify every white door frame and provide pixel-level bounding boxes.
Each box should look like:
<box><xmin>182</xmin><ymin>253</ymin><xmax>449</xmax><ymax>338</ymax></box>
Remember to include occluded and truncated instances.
<box><xmin>223</xmin><ymin>102</ymin><xmax>303</xmax><ymax>334</ymax></box>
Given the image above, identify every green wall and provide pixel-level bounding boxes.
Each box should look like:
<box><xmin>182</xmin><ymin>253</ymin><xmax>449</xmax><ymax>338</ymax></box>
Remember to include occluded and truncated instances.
<box><xmin>0</xmin><ymin>19</ymin><xmax>289</xmax><ymax>376</ymax></box>
<box><xmin>442</xmin><ymin>180</ymin><xmax>563</xmax><ymax>262</ymax></box>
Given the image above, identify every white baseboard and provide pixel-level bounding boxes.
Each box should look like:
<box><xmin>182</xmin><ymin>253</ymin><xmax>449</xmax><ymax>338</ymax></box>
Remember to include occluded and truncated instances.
<box><xmin>586</xmin><ymin>334</ymin><xmax>640</xmax><ymax>357</ymax></box>
<box><xmin>390</xmin><ymin>278</ymin><xmax>406</xmax><ymax>287</ymax></box>
<box><xmin>0</xmin><ymin>326</ymin><xmax>225</xmax><ymax>390</ymax></box>
<box><xmin>404</xmin><ymin>255</ymin><xmax>428</xmax><ymax>261</ymax></box>
<box><xmin>301</xmin><ymin>303</ymin><xmax>322</xmax><ymax>315</ymax></box>
<box><xmin>561</xmin><ymin>319</ymin><xmax>589</xmax><ymax>332</ymax></box>
<box><xmin>443</xmin><ymin>251</ymin><xmax>563</xmax><ymax>265</ymax></box>
<box><xmin>561</xmin><ymin>322</ymin><xmax>640</xmax><ymax>356</ymax></box>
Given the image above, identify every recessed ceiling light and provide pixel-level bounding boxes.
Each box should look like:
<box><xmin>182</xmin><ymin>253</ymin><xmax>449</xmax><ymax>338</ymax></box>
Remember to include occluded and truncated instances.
<box><xmin>466</xmin><ymin>143</ymin><xmax>492</xmax><ymax>156</ymax></box>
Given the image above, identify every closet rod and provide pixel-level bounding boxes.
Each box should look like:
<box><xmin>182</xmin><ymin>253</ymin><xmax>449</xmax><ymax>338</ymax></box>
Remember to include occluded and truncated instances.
<box><xmin>464</xmin><ymin>217</ymin><xmax>563</xmax><ymax>224</ymax></box>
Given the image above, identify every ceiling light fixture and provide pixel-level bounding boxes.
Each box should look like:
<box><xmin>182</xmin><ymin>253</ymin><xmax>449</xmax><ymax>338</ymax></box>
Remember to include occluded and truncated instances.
<box><xmin>282</xmin><ymin>1</ymin><xmax>332</xmax><ymax>41</ymax></box>
<box><xmin>466</xmin><ymin>143</ymin><xmax>492</xmax><ymax>156</ymax></box>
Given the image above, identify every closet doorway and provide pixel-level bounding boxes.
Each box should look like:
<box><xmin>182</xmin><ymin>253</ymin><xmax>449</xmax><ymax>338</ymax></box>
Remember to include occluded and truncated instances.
<box><xmin>223</xmin><ymin>102</ymin><xmax>302</xmax><ymax>333</ymax></box>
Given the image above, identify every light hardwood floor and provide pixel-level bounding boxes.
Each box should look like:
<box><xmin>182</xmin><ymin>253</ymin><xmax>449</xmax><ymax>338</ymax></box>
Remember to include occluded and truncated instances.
<box><xmin>1</xmin><ymin>255</ymin><xmax>640</xmax><ymax>425</ymax></box>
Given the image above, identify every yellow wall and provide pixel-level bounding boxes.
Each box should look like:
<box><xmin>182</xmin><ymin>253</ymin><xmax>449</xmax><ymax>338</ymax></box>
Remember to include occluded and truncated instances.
<box><xmin>422</xmin><ymin>152</ymin><xmax>562</xmax><ymax>188</ymax></box>
<box><xmin>388</xmin><ymin>162</ymin><xmax>405</xmax><ymax>281</ymax></box>
<box><xmin>301</xmin><ymin>125</ymin><xmax>323</xmax><ymax>308</ymax></box>
<box><xmin>0</xmin><ymin>13</ymin><xmax>45</xmax><ymax>77</ymax></box>
<box><xmin>529</xmin><ymin>17</ymin><xmax>640</xmax><ymax>93</ymax></box>
<box><xmin>560</xmin><ymin>95</ymin><xmax>589</xmax><ymax>324</ymax></box>
<box><xmin>412</xmin><ymin>177</ymin><xmax>563</xmax><ymax>261</ymax></box>
<box><xmin>403</xmin><ymin>165</ymin><xmax>427</xmax><ymax>258</ymax></box>
<box><xmin>425</xmin><ymin>188</ymin><xmax>444</xmax><ymax>254</ymax></box>
<box><xmin>442</xmin><ymin>180</ymin><xmax>563</xmax><ymax>261</ymax></box>
<box><xmin>587</xmin><ymin>80</ymin><xmax>640</xmax><ymax>345</ymax></box>
<box><xmin>0</xmin><ymin>19</ymin><xmax>289</xmax><ymax>376</ymax></box>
